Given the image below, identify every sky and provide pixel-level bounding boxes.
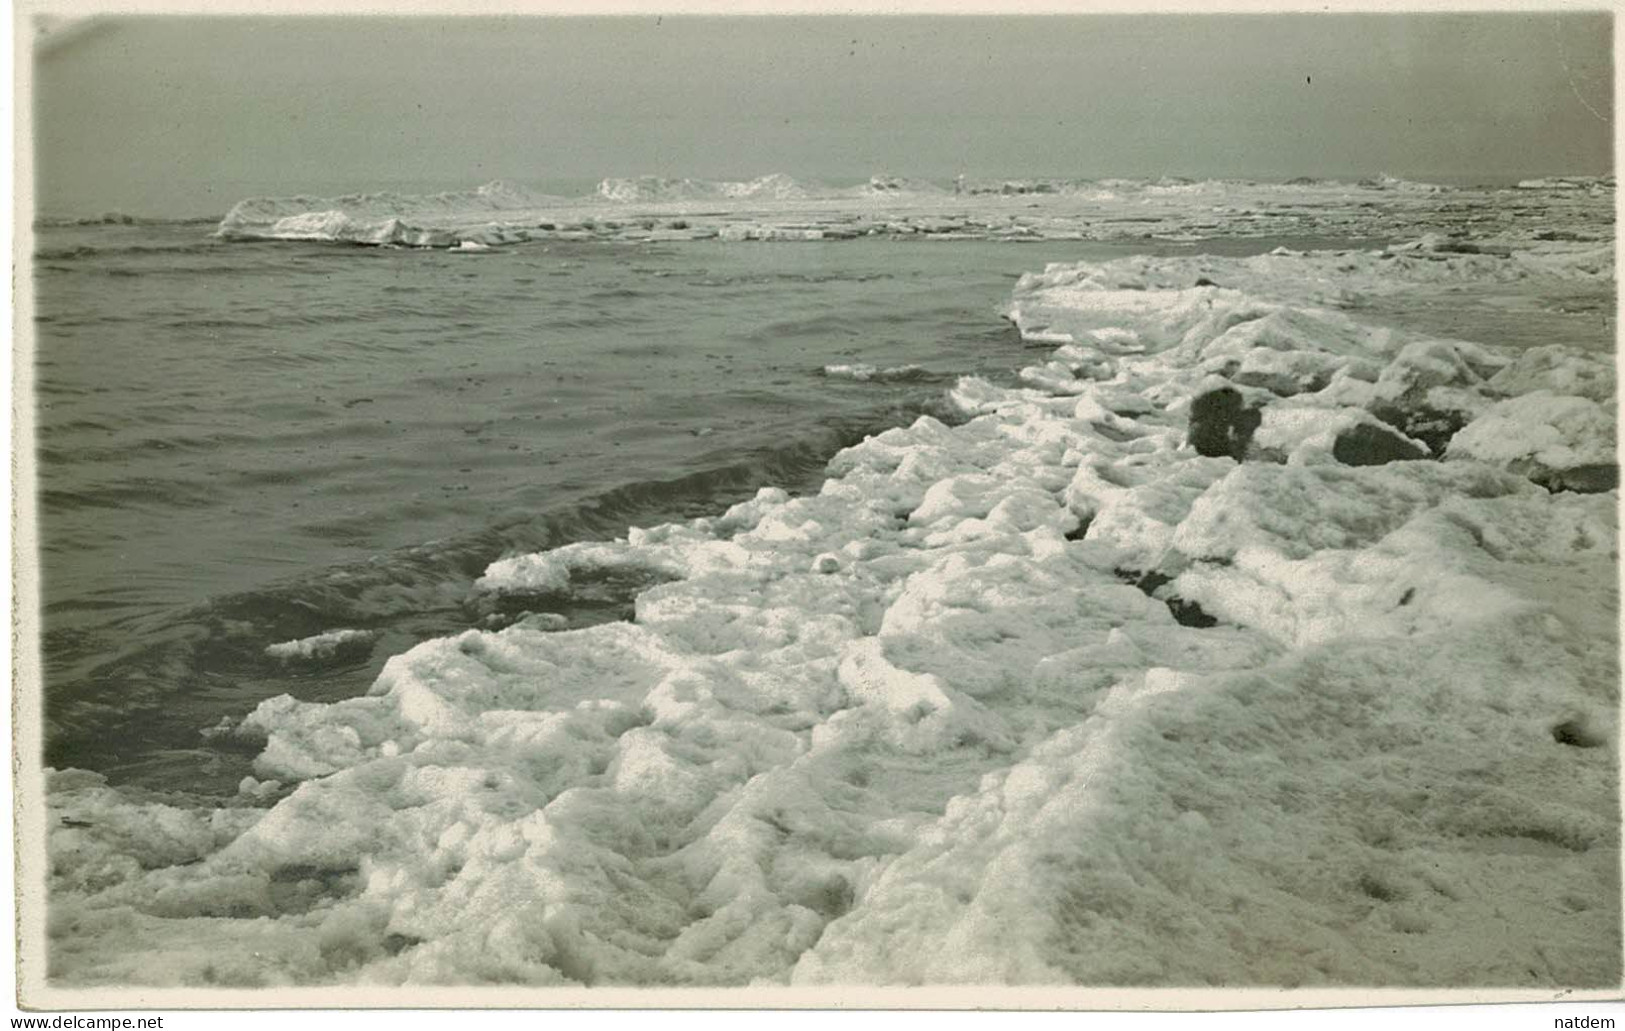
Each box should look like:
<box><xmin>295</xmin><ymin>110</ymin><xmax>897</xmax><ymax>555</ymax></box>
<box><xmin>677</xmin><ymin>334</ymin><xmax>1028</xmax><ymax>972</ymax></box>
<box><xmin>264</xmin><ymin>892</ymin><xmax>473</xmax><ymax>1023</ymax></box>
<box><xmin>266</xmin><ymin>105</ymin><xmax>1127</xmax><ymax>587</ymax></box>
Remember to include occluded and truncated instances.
<box><xmin>28</xmin><ymin>12</ymin><xmax>1615</xmax><ymax>217</ymax></box>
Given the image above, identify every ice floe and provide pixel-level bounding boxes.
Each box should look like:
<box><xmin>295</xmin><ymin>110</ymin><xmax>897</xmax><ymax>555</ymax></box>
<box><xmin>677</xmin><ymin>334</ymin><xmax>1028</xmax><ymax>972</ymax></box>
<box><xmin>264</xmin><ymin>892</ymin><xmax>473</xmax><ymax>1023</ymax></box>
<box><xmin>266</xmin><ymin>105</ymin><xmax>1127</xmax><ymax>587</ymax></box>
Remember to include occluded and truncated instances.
<box><xmin>264</xmin><ymin>629</ymin><xmax>378</xmax><ymax>664</ymax></box>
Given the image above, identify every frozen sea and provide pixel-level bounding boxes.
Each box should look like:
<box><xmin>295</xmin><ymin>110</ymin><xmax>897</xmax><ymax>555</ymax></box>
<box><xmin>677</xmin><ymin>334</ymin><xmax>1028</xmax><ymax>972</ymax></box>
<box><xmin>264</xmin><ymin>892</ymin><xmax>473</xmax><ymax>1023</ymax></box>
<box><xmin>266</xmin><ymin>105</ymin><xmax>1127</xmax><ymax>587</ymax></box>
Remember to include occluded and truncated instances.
<box><xmin>28</xmin><ymin>174</ymin><xmax>1622</xmax><ymax>992</ymax></box>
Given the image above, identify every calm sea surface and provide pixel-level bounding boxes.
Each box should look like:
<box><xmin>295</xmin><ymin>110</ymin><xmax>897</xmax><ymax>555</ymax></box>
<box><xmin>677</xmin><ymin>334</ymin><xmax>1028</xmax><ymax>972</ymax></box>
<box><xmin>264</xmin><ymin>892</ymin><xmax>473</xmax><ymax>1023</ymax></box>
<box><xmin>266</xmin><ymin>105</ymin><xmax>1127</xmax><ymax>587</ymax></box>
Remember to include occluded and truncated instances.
<box><xmin>31</xmin><ymin>226</ymin><xmax>1455</xmax><ymax>793</ymax></box>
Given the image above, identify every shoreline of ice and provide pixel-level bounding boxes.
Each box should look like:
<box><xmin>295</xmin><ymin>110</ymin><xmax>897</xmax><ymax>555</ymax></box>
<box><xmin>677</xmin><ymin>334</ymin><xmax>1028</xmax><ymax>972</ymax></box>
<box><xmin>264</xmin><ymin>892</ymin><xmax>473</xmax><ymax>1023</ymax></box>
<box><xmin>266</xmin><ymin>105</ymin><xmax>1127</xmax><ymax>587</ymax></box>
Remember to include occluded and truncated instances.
<box><xmin>211</xmin><ymin>174</ymin><xmax>1614</xmax><ymax>250</ymax></box>
<box><xmin>43</xmin><ymin>233</ymin><xmax>1619</xmax><ymax>989</ymax></box>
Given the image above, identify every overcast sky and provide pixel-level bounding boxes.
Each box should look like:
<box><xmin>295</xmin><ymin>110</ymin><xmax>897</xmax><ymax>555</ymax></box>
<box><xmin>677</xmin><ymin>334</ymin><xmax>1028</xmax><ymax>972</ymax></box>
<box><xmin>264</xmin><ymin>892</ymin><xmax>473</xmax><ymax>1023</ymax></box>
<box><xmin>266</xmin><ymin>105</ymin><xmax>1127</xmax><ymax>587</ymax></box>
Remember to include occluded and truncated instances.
<box><xmin>30</xmin><ymin>13</ymin><xmax>1614</xmax><ymax>216</ymax></box>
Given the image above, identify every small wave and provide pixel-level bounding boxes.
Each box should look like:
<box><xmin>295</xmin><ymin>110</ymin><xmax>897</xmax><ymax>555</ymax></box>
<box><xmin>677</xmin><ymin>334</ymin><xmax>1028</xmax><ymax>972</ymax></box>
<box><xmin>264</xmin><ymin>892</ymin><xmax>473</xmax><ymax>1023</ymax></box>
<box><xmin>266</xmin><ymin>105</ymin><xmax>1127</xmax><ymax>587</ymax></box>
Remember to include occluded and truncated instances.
<box><xmin>34</xmin><ymin>239</ymin><xmax>225</xmax><ymax>262</ymax></box>
<box><xmin>40</xmin><ymin>479</ymin><xmax>222</xmax><ymax>514</ymax></box>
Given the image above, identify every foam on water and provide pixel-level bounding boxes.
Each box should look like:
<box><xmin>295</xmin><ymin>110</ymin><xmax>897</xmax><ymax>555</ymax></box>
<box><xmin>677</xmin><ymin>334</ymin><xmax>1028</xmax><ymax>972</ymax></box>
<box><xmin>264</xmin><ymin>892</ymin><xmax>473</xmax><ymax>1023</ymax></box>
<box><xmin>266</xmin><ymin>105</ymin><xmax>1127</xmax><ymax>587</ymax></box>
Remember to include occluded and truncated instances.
<box><xmin>43</xmin><ymin>231</ymin><xmax>1619</xmax><ymax>988</ymax></box>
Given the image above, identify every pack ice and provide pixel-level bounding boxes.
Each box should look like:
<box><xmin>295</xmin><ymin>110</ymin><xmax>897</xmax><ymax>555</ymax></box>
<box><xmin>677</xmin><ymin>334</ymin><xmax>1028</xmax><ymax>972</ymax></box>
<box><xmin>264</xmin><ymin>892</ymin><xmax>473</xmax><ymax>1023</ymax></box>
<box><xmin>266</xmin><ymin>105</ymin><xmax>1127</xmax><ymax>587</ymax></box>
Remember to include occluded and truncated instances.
<box><xmin>46</xmin><ymin>238</ymin><xmax>1618</xmax><ymax>989</ymax></box>
<box><xmin>211</xmin><ymin>174</ymin><xmax>1613</xmax><ymax>250</ymax></box>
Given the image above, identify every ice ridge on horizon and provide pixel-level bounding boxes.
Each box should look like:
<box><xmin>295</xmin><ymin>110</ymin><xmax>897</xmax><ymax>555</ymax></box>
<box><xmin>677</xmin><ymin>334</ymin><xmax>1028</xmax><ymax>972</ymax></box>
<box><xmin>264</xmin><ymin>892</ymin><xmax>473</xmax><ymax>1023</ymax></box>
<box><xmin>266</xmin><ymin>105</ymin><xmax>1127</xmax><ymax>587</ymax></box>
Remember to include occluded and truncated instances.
<box><xmin>206</xmin><ymin>172</ymin><xmax>1613</xmax><ymax>250</ymax></box>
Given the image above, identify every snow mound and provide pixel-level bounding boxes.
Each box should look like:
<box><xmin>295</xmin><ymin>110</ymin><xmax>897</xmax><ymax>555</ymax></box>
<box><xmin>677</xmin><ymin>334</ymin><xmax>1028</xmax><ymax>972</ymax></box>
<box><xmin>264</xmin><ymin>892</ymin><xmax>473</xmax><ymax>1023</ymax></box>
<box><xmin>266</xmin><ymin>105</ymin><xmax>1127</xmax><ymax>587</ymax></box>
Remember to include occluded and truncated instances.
<box><xmin>1448</xmin><ymin>392</ymin><xmax>1618</xmax><ymax>489</ymax></box>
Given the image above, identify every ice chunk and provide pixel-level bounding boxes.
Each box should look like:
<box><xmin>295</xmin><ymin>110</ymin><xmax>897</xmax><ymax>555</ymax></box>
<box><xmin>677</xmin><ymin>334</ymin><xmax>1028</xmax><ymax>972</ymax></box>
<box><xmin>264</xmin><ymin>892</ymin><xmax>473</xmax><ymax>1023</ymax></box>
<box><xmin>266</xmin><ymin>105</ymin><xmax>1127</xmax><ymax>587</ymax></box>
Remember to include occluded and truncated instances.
<box><xmin>1447</xmin><ymin>392</ymin><xmax>1618</xmax><ymax>490</ymax></box>
<box><xmin>264</xmin><ymin>629</ymin><xmax>376</xmax><ymax>663</ymax></box>
<box><xmin>1488</xmin><ymin>346</ymin><xmax>1615</xmax><ymax>402</ymax></box>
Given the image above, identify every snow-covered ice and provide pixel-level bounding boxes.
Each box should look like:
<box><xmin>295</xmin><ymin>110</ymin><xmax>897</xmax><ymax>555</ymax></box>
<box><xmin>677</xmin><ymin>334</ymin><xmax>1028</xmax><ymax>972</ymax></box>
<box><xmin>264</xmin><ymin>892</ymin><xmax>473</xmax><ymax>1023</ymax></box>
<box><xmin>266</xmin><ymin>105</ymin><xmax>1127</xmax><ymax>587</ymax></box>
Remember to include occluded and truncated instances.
<box><xmin>264</xmin><ymin>630</ymin><xmax>379</xmax><ymax>664</ymax></box>
<box><xmin>45</xmin><ymin>230</ymin><xmax>1618</xmax><ymax>989</ymax></box>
